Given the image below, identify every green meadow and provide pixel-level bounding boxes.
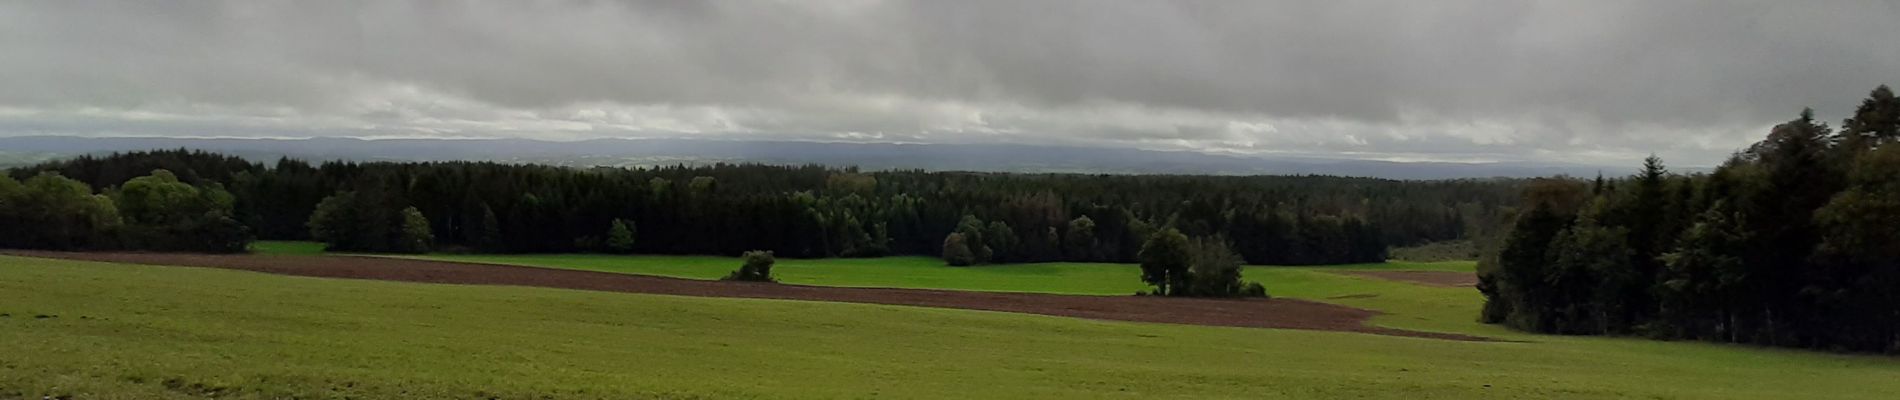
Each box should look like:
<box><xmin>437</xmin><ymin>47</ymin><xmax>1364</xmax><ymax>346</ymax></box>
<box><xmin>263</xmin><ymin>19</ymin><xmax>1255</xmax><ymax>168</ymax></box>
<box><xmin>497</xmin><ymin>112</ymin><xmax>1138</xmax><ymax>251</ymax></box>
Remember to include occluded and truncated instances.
<box><xmin>396</xmin><ymin>251</ymin><xmax>1470</xmax><ymax>296</ymax></box>
<box><xmin>2</xmin><ymin>248</ymin><xmax>1896</xmax><ymax>399</ymax></box>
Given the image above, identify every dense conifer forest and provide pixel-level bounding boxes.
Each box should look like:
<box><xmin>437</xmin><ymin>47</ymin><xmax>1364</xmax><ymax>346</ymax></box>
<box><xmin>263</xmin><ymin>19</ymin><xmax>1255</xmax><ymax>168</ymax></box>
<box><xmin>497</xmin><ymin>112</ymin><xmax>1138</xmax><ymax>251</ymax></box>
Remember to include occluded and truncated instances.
<box><xmin>1480</xmin><ymin>85</ymin><xmax>1900</xmax><ymax>352</ymax></box>
<box><xmin>5</xmin><ymin>150</ymin><xmax>1523</xmax><ymax>265</ymax></box>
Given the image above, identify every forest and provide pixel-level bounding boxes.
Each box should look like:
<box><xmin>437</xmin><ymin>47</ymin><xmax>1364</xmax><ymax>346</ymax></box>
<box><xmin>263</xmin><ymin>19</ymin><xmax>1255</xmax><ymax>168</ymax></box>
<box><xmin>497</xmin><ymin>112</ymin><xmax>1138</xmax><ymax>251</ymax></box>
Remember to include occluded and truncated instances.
<box><xmin>4</xmin><ymin>149</ymin><xmax>1522</xmax><ymax>265</ymax></box>
<box><xmin>1480</xmin><ymin>85</ymin><xmax>1900</xmax><ymax>353</ymax></box>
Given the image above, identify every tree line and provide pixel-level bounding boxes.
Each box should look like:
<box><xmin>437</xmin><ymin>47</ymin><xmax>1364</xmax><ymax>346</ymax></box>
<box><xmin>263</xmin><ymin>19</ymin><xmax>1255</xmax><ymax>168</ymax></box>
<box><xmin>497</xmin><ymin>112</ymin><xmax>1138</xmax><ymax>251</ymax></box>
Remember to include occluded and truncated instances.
<box><xmin>1480</xmin><ymin>85</ymin><xmax>1900</xmax><ymax>353</ymax></box>
<box><xmin>0</xmin><ymin>169</ymin><xmax>250</xmax><ymax>252</ymax></box>
<box><xmin>10</xmin><ymin>148</ymin><xmax>1524</xmax><ymax>264</ymax></box>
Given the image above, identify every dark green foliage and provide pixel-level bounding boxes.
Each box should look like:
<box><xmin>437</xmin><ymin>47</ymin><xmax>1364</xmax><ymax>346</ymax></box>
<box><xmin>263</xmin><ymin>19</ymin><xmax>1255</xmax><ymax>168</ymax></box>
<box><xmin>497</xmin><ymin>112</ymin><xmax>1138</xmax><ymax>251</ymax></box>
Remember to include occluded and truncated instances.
<box><xmin>1657</xmin><ymin>200</ymin><xmax>1750</xmax><ymax>341</ymax></box>
<box><xmin>953</xmin><ymin>215</ymin><xmax>993</xmax><ymax>263</ymax></box>
<box><xmin>0</xmin><ymin>172</ymin><xmax>120</xmax><ymax>250</ymax></box>
<box><xmin>983</xmin><ymin>221</ymin><xmax>1018</xmax><ymax>262</ymax></box>
<box><xmin>1064</xmin><ymin>215</ymin><xmax>1097</xmax><ymax>260</ymax></box>
<box><xmin>307</xmin><ymin>190</ymin><xmax>431</xmax><ymax>253</ymax></box>
<box><xmin>1809</xmin><ymin>145</ymin><xmax>1900</xmax><ymax>351</ymax></box>
<box><xmin>1544</xmin><ymin>199</ymin><xmax>1636</xmax><ymax>333</ymax></box>
<box><xmin>1388</xmin><ymin>240</ymin><xmax>1480</xmax><ymax>262</ymax></box>
<box><xmin>941</xmin><ymin>232</ymin><xmax>975</xmax><ymax>266</ymax></box>
<box><xmin>1242</xmin><ymin>281</ymin><xmax>1269</xmax><ymax>298</ymax></box>
<box><xmin>397</xmin><ymin>207</ymin><xmax>433</xmax><ymax>254</ymax></box>
<box><xmin>111</xmin><ymin>170</ymin><xmax>252</xmax><ymax>252</ymax></box>
<box><xmin>1482</xmin><ymin>85</ymin><xmax>1900</xmax><ymax>353</ymax></box>
<box><xmin>606</xmin><ymin>218</ymin><xmax>636</xmax><ymax>253</ymax></box>
<box><xmin>1183</xmin><ymin>236</ymin><xmax>1246</xmax><ymax>297</ymax></box>
<box><xmin>723</xmin><ymin>250</ymin><xmax>776</xmax><ymax>282</ymax></box>
<box><xmin>1837</xmin><ymin>85</ymin><xmax>1900</xmax><ymax>152</ymax></box>
<box><xmin>12</xmin><ymin>147</ymin><xmax>1528</xmax><ymax>263</ymax></box>
<box><xmin>0</xmin><ymin>169</ymin><xmax>249</xmax><ymax>252</ymax></box>
<box><xmin>1138</xmin><ymin>228</ymin><xmax>1191</xmax><ymax>296</ymax></box>
<box><xmin>1136</xmin><ymin>231</ymin><xmax>1266</xmax><ymax>298</ymax></box>
<box><xmin>471</xmin><ymin>204</ymin><xmax>502</xmax><ymax>250</ymax></box>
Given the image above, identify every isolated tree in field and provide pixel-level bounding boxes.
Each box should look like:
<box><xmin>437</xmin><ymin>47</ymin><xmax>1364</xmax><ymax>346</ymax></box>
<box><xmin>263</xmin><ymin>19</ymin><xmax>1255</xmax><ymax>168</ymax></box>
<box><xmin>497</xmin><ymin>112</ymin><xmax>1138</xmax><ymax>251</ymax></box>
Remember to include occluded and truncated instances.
<box><xmin>1183</xmin><ymin>236</ymin><xmax>1247</xmax><ymax>297</ymax></box>
<box><xmin>606</xmin><ymin>218</ymin><xmax>637</xmax><ymax>253</ymax></box>
<box><xmin>941</xmin><ymin>232</ymin><xmax>976</xmax><ymax>266</ymax></box>
<box><xmin>1138</xmin><ymin>228</ymin><xmax>1191</xmax><ymax>296</ymax></box>
<box><xmin>723</xmin><ymin>250</ymin><xmax>776</xmax><ymax>282</ymax></box>
<box><xmin>397</xmin><ymin>206</ymin><xmax>433</xmax><ymax>254</ymax></box>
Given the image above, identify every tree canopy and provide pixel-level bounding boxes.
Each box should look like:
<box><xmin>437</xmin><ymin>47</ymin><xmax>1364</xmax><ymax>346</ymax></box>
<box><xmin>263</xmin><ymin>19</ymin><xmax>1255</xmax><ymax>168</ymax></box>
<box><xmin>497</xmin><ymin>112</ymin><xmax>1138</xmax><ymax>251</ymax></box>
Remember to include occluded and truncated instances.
<box><xmin>1480</xmin><ymin>85</ymin><xmax>1900</xmax><ymax>353</ymax></box>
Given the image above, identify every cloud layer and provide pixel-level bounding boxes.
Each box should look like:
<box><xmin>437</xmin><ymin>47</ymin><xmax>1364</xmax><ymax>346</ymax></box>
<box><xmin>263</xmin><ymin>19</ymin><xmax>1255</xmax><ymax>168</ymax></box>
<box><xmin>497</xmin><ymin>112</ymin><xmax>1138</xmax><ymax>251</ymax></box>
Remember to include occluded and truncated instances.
<box><xmin>3</xmin><ymin>0</ymin><xmax>1896</xmax><ymax>166</ymax></box>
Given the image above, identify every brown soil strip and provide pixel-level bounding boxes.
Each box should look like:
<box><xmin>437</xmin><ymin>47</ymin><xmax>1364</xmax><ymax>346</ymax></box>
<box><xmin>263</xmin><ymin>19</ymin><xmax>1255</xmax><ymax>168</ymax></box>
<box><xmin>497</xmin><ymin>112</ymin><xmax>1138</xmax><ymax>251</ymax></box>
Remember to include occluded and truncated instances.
<box><xmin>3</xmin><ymin>251</ymin><xmax>1488</xmax><ymax>341</ymax></box>
<box><xmin>1336</xmin><ymin>270</ymin><xmax>1480</xmax><ymax>287</ymax></box>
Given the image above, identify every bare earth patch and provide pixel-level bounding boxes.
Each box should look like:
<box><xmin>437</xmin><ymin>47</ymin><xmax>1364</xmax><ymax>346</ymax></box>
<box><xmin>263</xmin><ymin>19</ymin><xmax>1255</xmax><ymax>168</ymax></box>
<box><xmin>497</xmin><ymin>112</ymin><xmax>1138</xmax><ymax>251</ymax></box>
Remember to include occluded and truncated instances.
<box><xmin>1335</xmin><ymin>270</ymin><xmax>1479</xmax><ymax>287</ymax></box>
<box><xmin>3</xmin><ymin>251</ymin><xmax>1487</xmax><ymax>341</ymax></box>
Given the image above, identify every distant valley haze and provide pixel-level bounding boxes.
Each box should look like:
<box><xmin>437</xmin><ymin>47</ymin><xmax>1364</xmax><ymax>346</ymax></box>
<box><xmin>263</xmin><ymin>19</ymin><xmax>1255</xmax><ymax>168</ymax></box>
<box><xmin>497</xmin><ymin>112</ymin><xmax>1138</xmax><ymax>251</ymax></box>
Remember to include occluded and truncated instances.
<box><xmin>0</xmin><ymin>135</ymin><xmax>1630</xmax><ymax>179</ymax></box>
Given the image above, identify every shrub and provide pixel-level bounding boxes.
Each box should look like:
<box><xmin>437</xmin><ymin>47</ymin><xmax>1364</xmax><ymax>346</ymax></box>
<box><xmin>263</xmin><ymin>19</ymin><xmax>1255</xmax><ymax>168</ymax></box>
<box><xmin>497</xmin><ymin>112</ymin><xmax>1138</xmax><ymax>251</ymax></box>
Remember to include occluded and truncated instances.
<box><xmin>723</xmin><ymin>250</ymin><xmax>776</xmax><ymax>282</ymax></box>
<box><xmin>941</xmin><ymin>232</ymin><xmax>975</xmax><ymax>266</ymax></box>
<box><xmin>1241</xmin><ymin>282</ymin><xmax>1269</xmax><ymax>298</ymax></box>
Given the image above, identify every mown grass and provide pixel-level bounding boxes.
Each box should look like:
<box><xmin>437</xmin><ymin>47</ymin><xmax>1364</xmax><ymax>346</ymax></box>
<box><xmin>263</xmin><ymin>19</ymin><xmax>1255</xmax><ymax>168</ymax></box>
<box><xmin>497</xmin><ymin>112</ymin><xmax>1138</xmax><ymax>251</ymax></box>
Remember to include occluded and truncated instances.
<box><xmin>4</xmin><ymin>255</ymin><xmax>1899</xmax><ymax>399</ymax></box>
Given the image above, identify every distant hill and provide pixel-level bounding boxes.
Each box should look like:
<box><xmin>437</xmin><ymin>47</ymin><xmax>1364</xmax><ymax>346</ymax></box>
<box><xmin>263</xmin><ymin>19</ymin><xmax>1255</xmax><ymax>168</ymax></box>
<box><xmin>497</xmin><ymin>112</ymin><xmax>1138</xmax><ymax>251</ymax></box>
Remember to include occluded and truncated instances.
<box><xmin>0</xmin><ymin>136</ymin><xmax>1625</xmax><ymax>179</ymax></box>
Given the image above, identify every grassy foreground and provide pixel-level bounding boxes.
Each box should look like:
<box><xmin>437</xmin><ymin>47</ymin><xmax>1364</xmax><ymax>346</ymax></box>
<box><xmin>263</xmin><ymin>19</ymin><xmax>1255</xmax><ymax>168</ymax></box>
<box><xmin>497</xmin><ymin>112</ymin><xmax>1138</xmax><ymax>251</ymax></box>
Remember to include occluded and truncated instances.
<box><xmin>4</xmin><ymin>255</ymin><xmax>1899</xmax><ymax>399</ymax></box>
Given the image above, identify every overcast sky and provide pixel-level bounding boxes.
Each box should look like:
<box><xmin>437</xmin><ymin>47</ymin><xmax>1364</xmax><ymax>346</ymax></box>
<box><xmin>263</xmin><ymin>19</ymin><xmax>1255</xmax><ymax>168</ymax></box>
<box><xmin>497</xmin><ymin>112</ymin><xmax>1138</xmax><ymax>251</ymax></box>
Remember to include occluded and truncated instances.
<box><xmin>2</xmin><ymin>1</ymin><xmax>1896</xmax><ymax>166</ymax></box>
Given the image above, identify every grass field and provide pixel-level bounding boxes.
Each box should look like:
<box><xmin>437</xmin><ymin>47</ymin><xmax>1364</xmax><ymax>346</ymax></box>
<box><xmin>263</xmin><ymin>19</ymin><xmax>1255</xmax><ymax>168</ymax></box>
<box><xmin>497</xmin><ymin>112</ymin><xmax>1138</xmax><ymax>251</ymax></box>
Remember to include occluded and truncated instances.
<box><xmin>3</xmin><ymin>255</ymin><xmax>1897</xmax><ymax>399</ymax></box>
<box><xmin>390</xmin><ymin>248</ymin><xmax>1486</xmax><ymax>335</ymax></box>
<box><xmin>5</xmin><ymin>249</ymin><xmax>1898</xmax><ymax>398</ymax></box>
<box><xmin>248</xmin><ymin>240</ymin><xmax>327</xmax><ymax>255</ymax></box>
<box><xmin>391</xmin><ymin>250</ymin><xmax>1473</xmax><ymax>297</ymax></box>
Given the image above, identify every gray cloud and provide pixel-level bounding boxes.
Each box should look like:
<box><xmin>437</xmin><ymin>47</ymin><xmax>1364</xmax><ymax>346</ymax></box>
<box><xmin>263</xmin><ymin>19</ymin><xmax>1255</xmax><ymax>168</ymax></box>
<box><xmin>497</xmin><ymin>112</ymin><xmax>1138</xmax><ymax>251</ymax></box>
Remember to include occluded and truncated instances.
<box><xmin>1</xmin><ymin>0</ymin><xmax>1896</xmax><ymax>166</ymax></box>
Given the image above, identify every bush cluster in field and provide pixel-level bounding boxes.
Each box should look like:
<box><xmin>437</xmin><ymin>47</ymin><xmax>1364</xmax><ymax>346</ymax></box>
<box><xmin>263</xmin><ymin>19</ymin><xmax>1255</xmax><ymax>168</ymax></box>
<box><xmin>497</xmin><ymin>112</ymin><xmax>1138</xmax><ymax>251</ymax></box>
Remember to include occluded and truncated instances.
<box><xmin>1134</xmin><ymin>228</ymin><xmax>1268</xmax><ymax>298</ymax></box>
<box><xmin>722</xmin><ymin>250</ymin><xmax>776</xmax><ymax>282</ymax></box>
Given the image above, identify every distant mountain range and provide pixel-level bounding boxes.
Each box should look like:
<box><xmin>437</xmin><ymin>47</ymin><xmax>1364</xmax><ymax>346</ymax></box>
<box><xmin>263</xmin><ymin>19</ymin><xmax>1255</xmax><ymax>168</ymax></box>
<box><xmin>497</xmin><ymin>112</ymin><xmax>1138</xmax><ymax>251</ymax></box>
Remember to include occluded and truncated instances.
<box><xmin>0</xmin><ymin>136</ymin><xmax>1630</xmax><ymax>179</ymax></box>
